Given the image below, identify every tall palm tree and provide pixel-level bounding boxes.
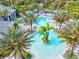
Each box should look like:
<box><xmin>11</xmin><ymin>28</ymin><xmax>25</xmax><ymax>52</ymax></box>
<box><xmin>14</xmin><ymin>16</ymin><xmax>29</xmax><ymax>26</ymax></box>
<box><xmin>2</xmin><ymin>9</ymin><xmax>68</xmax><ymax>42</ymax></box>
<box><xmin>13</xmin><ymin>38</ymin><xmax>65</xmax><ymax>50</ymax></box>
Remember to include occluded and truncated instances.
<box><xmin>54</xmin><ymin>20</ymin><xmax>79</xmax><ymax>59</ymax></box>
<box><xmin>37</xmin><ymin>23</ymin><xmax>53</xmax><ymax>44</ymax></box>
<box><xmin>0</xmin><ymin>23</ymin><xmax>34</xmax><ymax>59</ymax></box>
<box><xmin>26</xmin><ymin>11</ymin><xmax>37</xmax><ymax>33</ymax></box>
<box><xmin>27</xmin><ymin>16</ymin><xmax>33</xmax><ymax>32</ymax></box>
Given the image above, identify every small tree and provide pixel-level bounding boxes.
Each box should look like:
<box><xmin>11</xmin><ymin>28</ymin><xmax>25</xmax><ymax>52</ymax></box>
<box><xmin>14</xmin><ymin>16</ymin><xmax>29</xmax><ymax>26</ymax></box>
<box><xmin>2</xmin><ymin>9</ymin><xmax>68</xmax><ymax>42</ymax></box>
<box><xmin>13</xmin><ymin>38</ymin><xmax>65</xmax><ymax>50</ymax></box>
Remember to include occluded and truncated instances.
<box><xmin>37</xmin><ymin>23</ymin><xmax>53</xmax><ymax>44</ymax></box>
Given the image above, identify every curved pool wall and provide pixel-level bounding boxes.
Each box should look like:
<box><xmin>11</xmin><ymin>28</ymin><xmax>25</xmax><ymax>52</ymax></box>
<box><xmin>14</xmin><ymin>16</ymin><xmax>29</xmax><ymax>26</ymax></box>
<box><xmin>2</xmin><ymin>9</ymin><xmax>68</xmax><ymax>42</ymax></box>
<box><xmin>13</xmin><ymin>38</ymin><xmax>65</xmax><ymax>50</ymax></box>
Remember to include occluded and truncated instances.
<box><xmin>30</xmin><ymin>17</ymin><xmax>66</xmax><ymax>59</ymax></box>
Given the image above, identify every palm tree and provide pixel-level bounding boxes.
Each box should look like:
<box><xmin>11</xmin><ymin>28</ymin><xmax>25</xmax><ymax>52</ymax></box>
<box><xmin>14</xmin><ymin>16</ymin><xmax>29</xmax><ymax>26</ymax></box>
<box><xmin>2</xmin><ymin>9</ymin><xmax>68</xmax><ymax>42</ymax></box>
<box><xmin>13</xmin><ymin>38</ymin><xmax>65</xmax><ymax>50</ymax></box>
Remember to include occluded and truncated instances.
<box><xmin>26</xmin><ymin>11</ymin><xmax>37</xmax><ymax>33</ymax></box>
<box><xmin>53</xmin><ymin>10</ymin><xmax>70</xmax><ymax>30</ymax></box>
<box><xmin>54</xmin><ymin>20</ymin><xmax>79</xmax><ymax>59</ymax></box>
<box><xmin>0</xmin><ymin>23</ymin><xmax>34</xmax><ymax>59</ymax></box>
<box><xmin>12</xmin><ymin>5</ymin><xmax>37</xmax><ymax>32</ymax></box>
<box><xmin>37</xmin><ymin>23</ymin><xmax>53</xmax><ymax>44</ymax></box>
<box><xmin>27</xmin><ymin>16</ymin><xmax>33</xmax><ymax>32</ymax></box>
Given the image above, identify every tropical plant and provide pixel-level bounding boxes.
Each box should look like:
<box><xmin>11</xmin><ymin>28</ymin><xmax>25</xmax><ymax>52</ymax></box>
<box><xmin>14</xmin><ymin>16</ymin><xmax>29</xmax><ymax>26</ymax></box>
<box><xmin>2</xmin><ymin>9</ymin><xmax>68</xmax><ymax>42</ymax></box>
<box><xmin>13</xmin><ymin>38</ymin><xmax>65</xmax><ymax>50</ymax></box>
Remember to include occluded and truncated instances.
<box><xmin>11</xmin><ymin>5</ymin><xmax>28</xmax><ymax>16</ymax></box>
<box><xmin>26</xmin><ymin>11</ymin><xmax>37</xmax><ymax>32</ymax></box>
<box><xmin>0</xmin><ymin>23</ymin><xmax>34</xmax><ymax>59</ymax></box>
<box><xmin>0</xmin><ymin>0</ymin><xmax>10</xmax><ymax>6</ymax></box>
<box><xmin>37</xmin><ymin>23</ymin><xmax>53</xmax><ymax>44</ymax></box>
<box><xmin>9</xmin><ymin>0</ymin><xmax>24</xmax><ymax>5</ymax></box>
<box><xmin>63</xmin><ymin>50</ymin><xmax>77</xmax><ymax>59</ymax></box>
<box><xmin>54</xmin><ymin>20</ymin><xmax>79</xmax><ymax>59</ymax></box>
<box><xmin>9</xmin><ymin>0</ymin><xmax>16</xmax><ymax>5</ymax></box>
<box><xmin>51</xmin><ymin>2</ymin><xmax>59</xmax><ymax>9</ymax></box>
<box><xmin>61</xmin><ymin>2</ymin><xmax>79</xmax><ymax>19</ymax></box>
<box><xmin>68</xmin><ymin>5</ymin><xmax>79</xmax><ymax>19</ymax></box>
<box><xmin>0</xmin><ymin>9</ymin><xmax>8</xmax><ymax>17</ymax></box>
<box><xmin>53</xmin><ymin>10</ymin><xmax>70</xmax><ymax>30</ymax></box>
<box><xmin>23</xmin><ymin>0</ymin><xmax>32</xmax><ymax>5</ymax></box>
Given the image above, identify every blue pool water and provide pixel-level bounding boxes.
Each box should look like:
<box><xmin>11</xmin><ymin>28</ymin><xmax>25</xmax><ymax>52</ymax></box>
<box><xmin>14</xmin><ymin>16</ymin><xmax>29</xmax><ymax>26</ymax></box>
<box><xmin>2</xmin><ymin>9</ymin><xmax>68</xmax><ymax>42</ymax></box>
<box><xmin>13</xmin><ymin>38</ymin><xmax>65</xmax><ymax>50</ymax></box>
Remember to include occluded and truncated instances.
<box><xmin>30</xmin><ymin>17</ymin><xmax>66</xmax><ymax>59</ymax></box>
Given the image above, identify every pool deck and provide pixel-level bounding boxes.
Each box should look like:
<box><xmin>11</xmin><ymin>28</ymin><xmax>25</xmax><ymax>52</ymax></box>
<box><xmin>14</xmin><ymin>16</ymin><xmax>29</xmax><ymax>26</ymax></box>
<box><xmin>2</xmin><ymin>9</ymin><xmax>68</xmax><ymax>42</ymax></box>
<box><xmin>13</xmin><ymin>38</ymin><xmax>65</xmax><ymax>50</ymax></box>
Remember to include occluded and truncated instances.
<box><xmin>0</xmin><ymin>13</ymin><xmax>67</xmax><ymax>59</ymax></box>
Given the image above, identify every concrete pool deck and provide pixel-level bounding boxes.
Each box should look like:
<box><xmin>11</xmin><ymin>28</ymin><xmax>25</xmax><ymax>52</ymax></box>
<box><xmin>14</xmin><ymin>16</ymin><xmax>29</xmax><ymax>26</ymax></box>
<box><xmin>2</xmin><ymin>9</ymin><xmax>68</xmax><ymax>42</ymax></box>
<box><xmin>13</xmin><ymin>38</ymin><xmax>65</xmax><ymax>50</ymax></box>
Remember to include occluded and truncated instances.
<box><xmin>0</xmin><ymin>13</ymin><xmax>67</xmax><ymax>59</ymax></box>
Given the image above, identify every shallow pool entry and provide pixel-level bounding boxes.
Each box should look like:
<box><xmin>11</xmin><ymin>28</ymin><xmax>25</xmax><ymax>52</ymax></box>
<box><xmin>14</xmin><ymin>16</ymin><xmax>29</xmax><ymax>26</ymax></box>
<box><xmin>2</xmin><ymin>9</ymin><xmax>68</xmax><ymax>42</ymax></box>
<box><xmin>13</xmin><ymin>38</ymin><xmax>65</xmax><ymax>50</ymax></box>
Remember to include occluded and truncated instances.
<box><xmin>30</xmin><ymin>17</ymin><xmax>66</xmax><ymax>59</ymax></box>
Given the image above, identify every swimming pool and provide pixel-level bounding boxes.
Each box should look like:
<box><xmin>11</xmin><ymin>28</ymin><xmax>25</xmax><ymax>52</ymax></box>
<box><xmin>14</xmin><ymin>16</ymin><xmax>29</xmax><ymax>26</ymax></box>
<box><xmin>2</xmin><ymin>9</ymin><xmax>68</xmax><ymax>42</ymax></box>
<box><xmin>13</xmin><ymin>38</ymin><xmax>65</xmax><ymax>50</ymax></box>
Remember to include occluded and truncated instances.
<box><xmin>30</xmin><ymin>17</ymin><xmax>66</xmax><ymax>59</ymax></box>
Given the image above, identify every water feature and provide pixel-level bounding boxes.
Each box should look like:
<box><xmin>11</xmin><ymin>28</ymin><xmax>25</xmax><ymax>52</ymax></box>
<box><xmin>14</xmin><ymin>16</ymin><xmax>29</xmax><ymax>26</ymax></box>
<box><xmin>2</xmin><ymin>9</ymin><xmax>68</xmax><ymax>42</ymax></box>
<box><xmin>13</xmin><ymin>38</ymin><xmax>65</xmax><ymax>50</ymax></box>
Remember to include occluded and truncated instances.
<box><xmin>30</xmin><ymin>17</ymin><xmax>66</xmax><ymax>59</ymax></box>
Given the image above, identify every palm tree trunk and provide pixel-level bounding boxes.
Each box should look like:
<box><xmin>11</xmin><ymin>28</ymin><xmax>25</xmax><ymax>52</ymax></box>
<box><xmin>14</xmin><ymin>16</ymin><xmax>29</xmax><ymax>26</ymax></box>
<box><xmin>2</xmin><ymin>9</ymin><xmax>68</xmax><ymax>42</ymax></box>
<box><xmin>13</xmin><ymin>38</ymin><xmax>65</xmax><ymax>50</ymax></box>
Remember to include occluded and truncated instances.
<box><xmin>70</xmin><ymin>43</ymin><xmax>75</xmax><ymax>57</ymax></box>
<box><xmin>59</xmin><ymin>22</ymin><xmax>62</xmax><ymax>30</ymax></box>
<box><xmin>70</xmin><ymin>37</ymin><xmax>78</xmax><ymax>57</ymax></box>
<box><xmin>30</xmin><ymin>20</ymin><xmax>32</xmax><ymax>32</ymax></box>
<box><xmin>57</xmin><ymin>3</ymin><xmax>61</xmax><ymax>9</ymax></box>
